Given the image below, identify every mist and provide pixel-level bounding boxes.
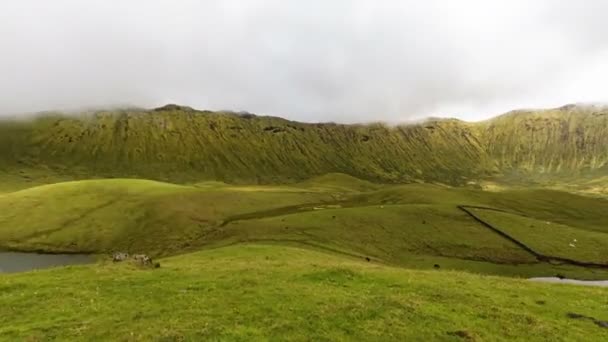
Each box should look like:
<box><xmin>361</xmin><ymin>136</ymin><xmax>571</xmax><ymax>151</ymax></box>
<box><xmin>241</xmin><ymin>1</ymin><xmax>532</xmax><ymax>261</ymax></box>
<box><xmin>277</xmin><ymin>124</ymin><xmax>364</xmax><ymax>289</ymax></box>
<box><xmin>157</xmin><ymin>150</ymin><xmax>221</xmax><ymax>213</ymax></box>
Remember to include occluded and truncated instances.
<box><xmin>1</xmin><ymin>0</ymin><xmax>607</xmax><ymax>123</ymax></box>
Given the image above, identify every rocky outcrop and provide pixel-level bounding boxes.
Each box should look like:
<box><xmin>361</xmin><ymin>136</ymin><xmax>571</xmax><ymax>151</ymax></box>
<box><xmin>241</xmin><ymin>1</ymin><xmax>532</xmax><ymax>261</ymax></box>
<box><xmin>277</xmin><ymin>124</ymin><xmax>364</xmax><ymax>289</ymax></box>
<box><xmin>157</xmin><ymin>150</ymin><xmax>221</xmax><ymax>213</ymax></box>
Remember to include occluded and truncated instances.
<box><xmin>112</xmin><ymin>252</ymin><xmax>129</xmax><ymax>262</ymax></box>
<box><xmin>112</xmin><ymin>252</ymin><xmax>159</xmax><ymax>268</ymax></box>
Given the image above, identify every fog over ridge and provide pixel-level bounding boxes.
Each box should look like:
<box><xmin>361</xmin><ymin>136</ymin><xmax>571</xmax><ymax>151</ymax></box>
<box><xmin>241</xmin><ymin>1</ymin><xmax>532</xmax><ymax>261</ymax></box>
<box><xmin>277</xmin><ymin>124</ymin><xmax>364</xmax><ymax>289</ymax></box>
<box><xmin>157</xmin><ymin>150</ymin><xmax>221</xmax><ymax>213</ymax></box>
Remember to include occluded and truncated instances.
<box><xmin>1</xmin><ymin>1</ymin><xmax>607</xmax><ymax>123</ymax></box>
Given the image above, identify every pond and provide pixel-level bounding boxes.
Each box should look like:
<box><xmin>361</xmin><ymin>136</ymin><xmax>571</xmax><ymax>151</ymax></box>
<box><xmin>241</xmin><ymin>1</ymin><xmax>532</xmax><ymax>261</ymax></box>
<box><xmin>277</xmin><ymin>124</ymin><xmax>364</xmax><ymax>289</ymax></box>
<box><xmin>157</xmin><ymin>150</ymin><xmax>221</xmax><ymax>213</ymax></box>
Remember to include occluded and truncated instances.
<box><xmin>529</xmin><ymin>277</ymin><xmax>608</xmax><ymax>287</ymax></box>
<box><xmin>0</xmin><ymin>251</ymin><xmax>94</xmax><ymax>273</ymax></box>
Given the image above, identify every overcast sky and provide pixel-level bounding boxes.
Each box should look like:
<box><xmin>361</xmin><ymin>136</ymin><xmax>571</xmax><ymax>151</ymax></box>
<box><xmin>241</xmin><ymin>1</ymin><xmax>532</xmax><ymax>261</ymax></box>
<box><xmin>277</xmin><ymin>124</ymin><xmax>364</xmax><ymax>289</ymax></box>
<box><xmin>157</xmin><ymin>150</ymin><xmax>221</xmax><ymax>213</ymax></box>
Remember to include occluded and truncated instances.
<box><xmin>1</xmin><ymin>1</ymin><xmax>607</xmax><ymax>122</ymax></box>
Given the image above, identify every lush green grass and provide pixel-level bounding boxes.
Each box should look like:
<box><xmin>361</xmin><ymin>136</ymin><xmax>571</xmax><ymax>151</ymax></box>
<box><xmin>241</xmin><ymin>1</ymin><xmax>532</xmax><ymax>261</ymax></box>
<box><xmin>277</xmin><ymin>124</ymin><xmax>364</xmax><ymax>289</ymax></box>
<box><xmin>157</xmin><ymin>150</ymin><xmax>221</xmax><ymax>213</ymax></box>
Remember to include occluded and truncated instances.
<box><xmin>2</xmin><ymin>105</ymin><xmax>608</xmax><ymax>340</ymax></box>
<box><xmin>349</xmin><ymin>184</ymin><xmax>608</xmax><ymax>233</ymax></box>
<box><xmin>0</xmin><ymin>179</ymin><xmax>335</xmax><ymax>255</ymax></box>
<box><xmin>2</xmin><ymin>244</ymin><xmax>608</xmax><ymax>341</ymax></box>
<box><xmin>470</xmin><ymin>208</ymin><xmax>608</xmax><ymax>264</ymax></box>
<box><xmin>1</xmin><ymin>176</ymin><xmax>607</xmax><ymax>279</ymax></box>
<box><xmin>546</xmin><ymin>175</ymin><xmax>608</xmax><ymax>198</ymax></box>
<box><xmin>221</xmin><ymin>204</ymin><xmax>537</xmax><ymax>264</ymax></box>
<box><xmin>477</xmin><ymin>189</ymin><xmax>608</xmax><ymax>233</ymax></box>
<box><xmin>0</xmin><ymin>167</ymin><xmax>77</xmax><ymax>193</ymax></box>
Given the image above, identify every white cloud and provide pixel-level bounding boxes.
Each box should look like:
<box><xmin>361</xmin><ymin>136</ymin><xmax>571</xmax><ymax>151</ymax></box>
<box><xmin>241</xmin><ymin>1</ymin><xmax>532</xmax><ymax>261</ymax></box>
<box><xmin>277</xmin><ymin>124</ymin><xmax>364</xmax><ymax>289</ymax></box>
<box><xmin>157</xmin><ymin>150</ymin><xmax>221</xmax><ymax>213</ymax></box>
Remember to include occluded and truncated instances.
<box><xmin>0</xmin><ymin>0</ymin><xmax>607</xmax><ymax>122</ymax></box>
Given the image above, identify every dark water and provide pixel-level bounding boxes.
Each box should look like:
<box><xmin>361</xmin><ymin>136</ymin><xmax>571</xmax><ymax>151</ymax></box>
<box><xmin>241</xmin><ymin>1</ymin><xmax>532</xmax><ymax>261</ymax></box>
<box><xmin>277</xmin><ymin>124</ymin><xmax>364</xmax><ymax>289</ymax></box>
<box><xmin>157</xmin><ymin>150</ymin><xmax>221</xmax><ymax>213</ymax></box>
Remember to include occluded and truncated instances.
<box><xmin>0</xmin><ymin>251</ymin><xmax>93</xmax><ymax>273</ymax></box>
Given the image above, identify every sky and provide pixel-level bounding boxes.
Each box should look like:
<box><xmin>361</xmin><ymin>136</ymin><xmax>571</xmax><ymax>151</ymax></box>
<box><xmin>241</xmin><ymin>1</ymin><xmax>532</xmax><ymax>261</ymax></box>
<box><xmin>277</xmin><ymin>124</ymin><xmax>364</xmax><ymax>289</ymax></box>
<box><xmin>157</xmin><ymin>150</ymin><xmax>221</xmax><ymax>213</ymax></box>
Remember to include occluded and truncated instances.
<box><xmin>0</xmin><ymin>0</ymin><xmax>607</xmax><ymax>123</ymax></box>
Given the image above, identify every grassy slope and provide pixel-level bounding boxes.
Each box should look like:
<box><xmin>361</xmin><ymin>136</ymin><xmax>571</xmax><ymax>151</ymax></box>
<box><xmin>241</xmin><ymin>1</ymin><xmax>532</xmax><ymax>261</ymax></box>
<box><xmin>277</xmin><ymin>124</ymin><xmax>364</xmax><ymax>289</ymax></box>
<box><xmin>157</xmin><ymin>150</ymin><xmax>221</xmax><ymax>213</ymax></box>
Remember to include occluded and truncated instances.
<box><xmin>0</xmin><ymin>179</ymin><xmax>335</xmax><ymax>255</ymax></box>
<box><xmin>0</xmin><ymin>108</ymin><xmax>492</xmax><ymax>186</ymax></box>
<box><xmin>2</xmin><ymin>244</ymin><xmax>608</xmax><ymax>341</ymax></box>
<box><xmin>1</xmin><ymin>176</ymin><xmax>607</xmax><ymax>279</ymax></box>
<box><xmin>481</xmin><ymin>106</ymin><xmax>608</xmax><ymax>176</ymax></box>
<box><xmin>470</xmin><ymin>208</ymin><xmax>608</xmax><ymax>264</ymax></box>
<box><xmin>1</xmin><ymin>106</ymin><xmax>608</xmax><ymax>339</ymax></box>
<box><xmin>546</xmin><ymin>175</ymin><xmax>608</xmax><ymax>197</ymax></box>
<box><xmin>221</xmin><ymin>204</ymin><xmax>536</xmax><ymax>264</ymax></box>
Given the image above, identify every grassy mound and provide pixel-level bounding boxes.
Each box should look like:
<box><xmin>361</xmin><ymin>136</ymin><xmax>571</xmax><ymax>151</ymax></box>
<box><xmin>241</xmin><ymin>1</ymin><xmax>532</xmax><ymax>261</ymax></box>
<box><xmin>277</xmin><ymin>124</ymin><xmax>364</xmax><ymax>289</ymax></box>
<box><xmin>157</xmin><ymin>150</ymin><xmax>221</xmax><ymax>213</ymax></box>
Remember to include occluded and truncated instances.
<box><xmin>1</xmin><ymin>244</ymin><xmax>608</xmax><ymax>341</ymax></box>
<box><xmin>0</xmin><ymin>179</ymin><xmax>335</xmax><ymax>255</ymax></box>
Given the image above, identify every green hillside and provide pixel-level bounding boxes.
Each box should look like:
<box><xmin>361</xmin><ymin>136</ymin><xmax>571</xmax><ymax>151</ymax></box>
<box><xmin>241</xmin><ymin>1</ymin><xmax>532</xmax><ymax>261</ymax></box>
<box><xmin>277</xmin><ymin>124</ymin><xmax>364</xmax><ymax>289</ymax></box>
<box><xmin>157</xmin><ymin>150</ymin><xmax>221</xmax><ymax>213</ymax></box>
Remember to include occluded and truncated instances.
<box><xmin>482</xmin><ymin>105</ymin><xmax>608</xmax><ymax>177</ymax></box>
<box><xmin>0</xmin><ymin>106</ymin><xmax>489</xmax><ymax>186</ymax></box>
<box><xmin>2</xmin><ymin>105</ymin><xmax>608</xmax><ymax>340</ymax></box>
<box><xmin>2</xmin><ymin>244</ymin><xmax>608</xmax><ymax>341</ymax></box>
<box><xmin>2</xmin><ymin>177</ymin><xmax>607</xmax><ymax>279</ymax></box>
<box><xmin>0</xmin><ymin>179</ymin><xmax>334</xmax><ymax>255</ymax></box>
<box><xmin>3</xmin><ymin>104</ymin><xmax>606</xmax><ymax>190</ymax></box>
<box><xmin>1</xmin><ymin>105</ymin><xmax>607</xmax><ymax>276</ymax></box>
<box><xmin>470</xmin><ymin>208</ymin><xmax>608</xmax><ymax>264</ymax></box>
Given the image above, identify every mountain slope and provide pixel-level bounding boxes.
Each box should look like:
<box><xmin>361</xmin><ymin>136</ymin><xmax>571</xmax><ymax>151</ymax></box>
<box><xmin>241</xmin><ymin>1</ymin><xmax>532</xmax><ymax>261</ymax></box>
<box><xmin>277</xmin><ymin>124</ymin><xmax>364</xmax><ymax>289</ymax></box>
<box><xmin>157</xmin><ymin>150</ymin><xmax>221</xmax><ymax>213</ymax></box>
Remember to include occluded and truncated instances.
<box><xmin>0</xmin><ymin>104</ymin><xmax>607</xmax><ymax>187</ymax></box>
<box><xmin>481</xmin><ymin>105</ymin><xmax>608</xmax><ymax>177</ymax></box>
<box><xmin>0</xmin><ymin>106</ymin><xmax>494</xmax><ymax>185</ymax></box>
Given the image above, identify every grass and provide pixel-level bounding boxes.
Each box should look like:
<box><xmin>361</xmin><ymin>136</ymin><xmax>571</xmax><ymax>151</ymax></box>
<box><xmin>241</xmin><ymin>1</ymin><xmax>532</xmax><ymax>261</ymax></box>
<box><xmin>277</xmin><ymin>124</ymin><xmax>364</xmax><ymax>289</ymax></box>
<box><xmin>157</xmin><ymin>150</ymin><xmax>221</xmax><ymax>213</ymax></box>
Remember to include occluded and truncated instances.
<box><xmin>2</xmin><ymin>244</ymin><xmax>608</xmax><ymax>341</ymax></box>
<box><xmin>221</xmin><ymin>204</ymin><xmax>537</xmax><ymax>264</ymax></box>
<box><xmin>1</xmin><ymin>105</ymin><xmax>608</xmax><ymax>339</ymax></box>
<box><xmin>0</xmin><ymin>179</ymin><xmax>335</xmax><ymax>255</ymax></box>
<box><xmin>470</xmin><ymin>208</ymin><xmax>608</xmax><ymax>264</ymax></box>
<box><xmin>1</xmin><ymin>175</ymin><xmax>608</xmax><ymax>279</ymax></box>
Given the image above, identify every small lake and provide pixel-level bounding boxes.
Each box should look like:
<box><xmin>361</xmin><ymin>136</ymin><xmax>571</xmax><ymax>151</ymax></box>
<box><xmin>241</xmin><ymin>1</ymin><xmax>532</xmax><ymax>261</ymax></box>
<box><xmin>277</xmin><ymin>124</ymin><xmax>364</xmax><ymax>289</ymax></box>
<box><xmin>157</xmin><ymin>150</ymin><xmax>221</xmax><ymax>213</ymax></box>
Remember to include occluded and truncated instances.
<box><xmin>0</xmin><ymin>251</ymin><xmax>94</xmax><ymax>273</ymax></box>
<box><xmin>529</xmin><ymin>277</ymin><xmax>608</xmax><ymax>287</ymax></box>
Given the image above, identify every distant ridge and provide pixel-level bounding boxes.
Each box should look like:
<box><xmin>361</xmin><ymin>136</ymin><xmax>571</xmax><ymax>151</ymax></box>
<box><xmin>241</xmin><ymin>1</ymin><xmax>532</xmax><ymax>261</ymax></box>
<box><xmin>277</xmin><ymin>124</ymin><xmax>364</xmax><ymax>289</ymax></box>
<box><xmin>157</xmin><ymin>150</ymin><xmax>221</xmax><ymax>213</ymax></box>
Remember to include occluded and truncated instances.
<box><xmin>0</xmin><ymin>104</ymin><xmax>607</xmax><ymax>185</ymax></box>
